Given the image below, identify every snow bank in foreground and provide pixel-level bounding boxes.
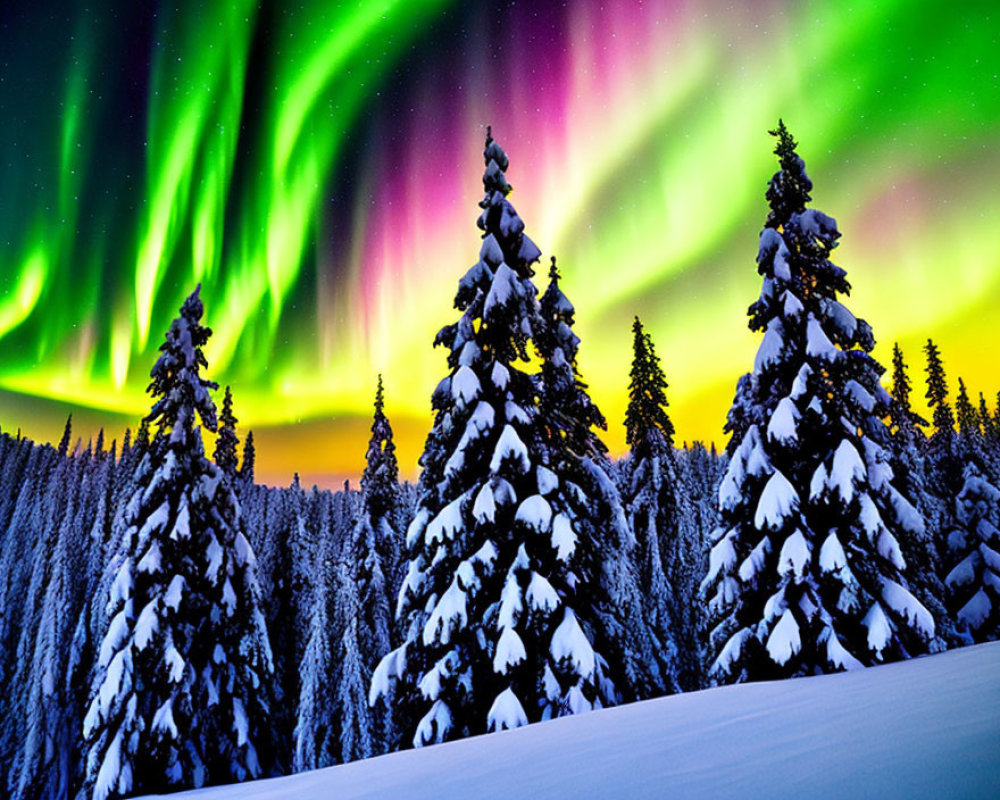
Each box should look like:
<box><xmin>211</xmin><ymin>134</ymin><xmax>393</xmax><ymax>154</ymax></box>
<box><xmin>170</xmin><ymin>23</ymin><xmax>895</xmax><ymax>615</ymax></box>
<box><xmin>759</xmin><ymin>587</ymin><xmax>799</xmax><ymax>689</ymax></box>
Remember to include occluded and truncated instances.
<box><xmin>146</xmin><ymin>643</ymin><xmax>1000</xmax><ymax>800</ymax></box>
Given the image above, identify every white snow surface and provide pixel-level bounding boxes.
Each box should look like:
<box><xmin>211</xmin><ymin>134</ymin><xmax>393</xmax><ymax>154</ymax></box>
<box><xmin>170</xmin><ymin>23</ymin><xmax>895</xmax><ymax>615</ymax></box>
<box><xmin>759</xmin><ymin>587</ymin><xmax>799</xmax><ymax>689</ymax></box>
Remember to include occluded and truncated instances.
<box><xmin>766</xmin><ymin>397</ymin><xmax>800</xmax><ymax>444</ymax></box>
<box><xmin>143</xmin><ymin>644</ymin><xmax>1000</xmax><ymax>800</ymax></box>
<box><xmin>754</xmin><ymin>471</ymin><xmax>799</xmax><ymax>530</ymax></box>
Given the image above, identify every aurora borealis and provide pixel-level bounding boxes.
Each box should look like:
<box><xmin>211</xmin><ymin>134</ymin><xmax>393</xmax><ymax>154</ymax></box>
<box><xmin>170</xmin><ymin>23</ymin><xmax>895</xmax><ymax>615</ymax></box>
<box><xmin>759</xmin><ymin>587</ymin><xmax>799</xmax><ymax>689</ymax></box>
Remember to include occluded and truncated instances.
<box><xmin>1</xmin><ymin>1</ymin><xmax>998</xmax><ymax>486</ymax></box>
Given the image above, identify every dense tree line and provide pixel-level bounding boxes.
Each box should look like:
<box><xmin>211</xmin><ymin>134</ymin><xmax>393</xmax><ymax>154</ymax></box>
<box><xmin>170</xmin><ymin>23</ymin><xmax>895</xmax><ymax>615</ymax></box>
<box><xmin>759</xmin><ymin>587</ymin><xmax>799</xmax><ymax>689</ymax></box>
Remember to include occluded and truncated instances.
<box><xmin>0</xmin><ymin>125</ymin><xmax>997</xmax><ymax>798</ymax></box>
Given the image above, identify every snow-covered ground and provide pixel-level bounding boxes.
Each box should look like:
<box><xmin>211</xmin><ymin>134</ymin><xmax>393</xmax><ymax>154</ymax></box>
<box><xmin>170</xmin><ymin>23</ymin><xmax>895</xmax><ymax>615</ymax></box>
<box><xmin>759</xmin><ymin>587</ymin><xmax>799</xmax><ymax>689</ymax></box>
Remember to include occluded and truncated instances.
<box><xmin>148</xmin><ymin>643</ymin><xmax>1000</xmax><ymax>799</ymax></box>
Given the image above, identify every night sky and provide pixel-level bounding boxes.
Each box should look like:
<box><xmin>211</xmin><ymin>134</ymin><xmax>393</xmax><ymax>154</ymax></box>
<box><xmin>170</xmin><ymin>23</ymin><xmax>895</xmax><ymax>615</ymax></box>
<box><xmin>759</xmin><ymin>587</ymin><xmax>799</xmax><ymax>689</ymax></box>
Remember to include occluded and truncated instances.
<box><xmin>0</xmin><ymin>1</ymin><xmax>997</xmax><ymax>486</ymax></box>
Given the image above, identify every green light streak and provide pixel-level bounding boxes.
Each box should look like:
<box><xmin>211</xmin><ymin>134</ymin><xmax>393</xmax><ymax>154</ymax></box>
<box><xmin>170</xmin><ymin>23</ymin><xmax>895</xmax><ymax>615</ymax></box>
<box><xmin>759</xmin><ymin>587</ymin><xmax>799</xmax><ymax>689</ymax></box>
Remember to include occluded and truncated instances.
<box><xmin>134</xmin><ymin>1</ymin><xmax>259</xmax><ymax>348</ymax></box>
<box><xmin>0</xmin><ymin>246</ymin><xmax>47</xmax><ymax>340</ymax></box>
<box><xmin>205</xmin><ymin>0</ymin><xmax>451</xmax><ymax>372</ymax></box>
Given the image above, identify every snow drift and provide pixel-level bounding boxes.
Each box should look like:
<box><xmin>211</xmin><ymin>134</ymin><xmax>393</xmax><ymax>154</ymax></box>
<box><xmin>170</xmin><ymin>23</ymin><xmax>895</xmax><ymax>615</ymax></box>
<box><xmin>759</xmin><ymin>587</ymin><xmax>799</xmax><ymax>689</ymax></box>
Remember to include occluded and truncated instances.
<box><xmin>144</xmin><ymin>642</ymin><xmax>1000</xmax><ymax>799</ymax></box>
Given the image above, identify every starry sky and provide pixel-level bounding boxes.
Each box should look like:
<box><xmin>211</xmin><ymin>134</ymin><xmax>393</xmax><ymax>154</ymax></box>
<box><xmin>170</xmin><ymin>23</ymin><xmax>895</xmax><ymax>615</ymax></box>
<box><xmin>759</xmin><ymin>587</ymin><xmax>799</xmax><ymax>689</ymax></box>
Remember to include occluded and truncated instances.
<box><xmin>0</xmin><ymin>0</ymin><xmax>997</xmax><ymax>487</ymax></box>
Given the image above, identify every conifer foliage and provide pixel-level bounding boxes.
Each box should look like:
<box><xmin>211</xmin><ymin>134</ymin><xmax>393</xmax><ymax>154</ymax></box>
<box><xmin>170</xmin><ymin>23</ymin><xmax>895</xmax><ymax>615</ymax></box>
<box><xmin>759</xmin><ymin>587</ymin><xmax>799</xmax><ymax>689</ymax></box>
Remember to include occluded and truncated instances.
<box><xmin>534</xmin><ymin>262</ymin><xmax>666</xmax><ymax>701</ymax></box>
<box><xmin>886</xmin><ymin>344</ymin><xmax>952</xmax><ymax>650</ymax></box>
<box><xmin>240</xmin><ymin>431</ymin><xmax>256</xmax><ymax>485</ymax></box>
<box><xmin>214</xmin><ymin>386</ymin><xmax>240</xmax><ymax>479</ymax></box>
<box><xmin>291</xmin><ymin>531</ymin><xmax>337</xmax><ymax>773</ymax></box>
<box><xmin>625</xmin><ymin>318</ymin><xmax>675</xmax><ymax>451</ymax></box>
<box><xmin>536</xmin><ymin>257</ymin><xmax>608</xmax><ymax>459</ymax></box>
<box><xmin>622</xmin><ymin>317</ymin><xmax>685</xmax><ymax>691</ymax></box>
<box><xmin>372</xmin><ymin>129</ymin><xmax>615</xmax><ymax>747</ymax></box>
<box><xmin>81</xmin><ymin>287</ymin><xmax>273</xmax><ymax>800</ymax></box>
<box><xmin>702</xmin><ymin>122</ymin><xmax>934</xmax><ymax>683</ymax></box>
<box><xmin>58</xmin><ymin>415</ymin><xmax>73</xmax><ymax>458</ymax></box>
<box><xmin>924</xmin><ymin>339</ymin><xmax>955</xmax><ymax>442</ymax></box>
<box><xmin>943</xmin><ymin>461</ymin><xmax>1000</xmax><ymax>642</ymax></box>
<box><xmin>350</xmin><ymin>376</ymin><xmax>403</xmax><ymax>753</ymax></box>
<box><xmin>941</xmin><ymin>377</ymin><xmax>1000</xmax><ymax>643</ymax></box>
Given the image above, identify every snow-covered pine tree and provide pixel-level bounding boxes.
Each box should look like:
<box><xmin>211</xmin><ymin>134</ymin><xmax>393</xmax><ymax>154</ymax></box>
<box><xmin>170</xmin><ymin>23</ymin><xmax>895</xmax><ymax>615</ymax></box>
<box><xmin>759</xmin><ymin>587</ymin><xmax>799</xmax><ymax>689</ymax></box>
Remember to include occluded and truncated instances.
<box><xmin>353</xmin><ymin>376</ymin><xmax>402</xmax><ymax>753</ymax></box>
<box><xmin>292</xmin><ymin>481</ymin><xmax>327</xmax><ymax>666</ymax></box>
<box><xmin>535</xmin><ymin>257</ymin><xmax>607</xmax><ymax>458</ymax></box>
<box><xmin>240</xmin><ymin>431</ymin><xmax>256</xmax><ymax>485</ymax></box>
<box><xmin>943</xmin><ymin>459</ymin><xmax>1000</xmax><ymax>643</ymax></box>
<box><xmin>360</xmin><ymin>374</ymin><xmax>403</xmax><ymax>610</ymax></box>
<box><xmin>886</xmin><ymin>344</ymin><xmax>951</xmax><ymax>651</ymax></box>
<box><xmin>955</xmin><ymin>379</ymin><xmax>980</xmax><ymax>440</ymax></box>
<box><xmin>722</xmin><ymin>374</ymin><xmax>760</xmax><ymax>462</ymax></box>
<box><xmin>0</xmin><ymin>431</ymin><xmax>32</xmax><ymax>537</ymax></box>
<box><xmin>363</xmin><ymin>376</ymin><xmax>401</xmax><ymax>521</ymax></box>
<box><xmin>66</xmin><ymin>442</ymin><xmax>119</xmax><ymax>796</ymax></box>
<box><xmin>622</xmin><ymin>316</ymin><xmax>685</xmax><ymax>692</ymax></box>
<box><xmin>59</xmin><ymin>415</ymin><xmax>73</xmax><ymax>458</ymax></box>
<box><xmin>0</xmin><ymin>444</ymin><xmax>47</xmax><ymax>677</ymax></box>
<box><xmin>676</xmin><ymin>441</ymin><xmax>723</xmax><ymax>689</ymax></box>
<box><xmin>291</xmin><ymin>531</ymin><xmax>337</xmax><ymax>773</ymax></box>
<box><xmin>372</xmin><ymin>128</ymin><xmax>615</xmax><ymax>747</ymax></box>
<box><xmin>889</xmin><ymin>345</ymin><xmax>924</xmax><ymax>440</ymax></box>
<box><xmin>702</xmin><ymin>122</ymin><xmax>934</xmax><ymax>684</ymax></box>
<box><xmin>940</xmin><ymin>377</ymin><xmax>1000</xmax><ymax>643</ymax></box>
<box><xmin>920</xmin><ymin>341</ymin><xmax>967</xmax><ymax>613</ymax></box>
<box><xmin>924</xmin><ymin>340</ymin><xmax>954</xmax><ymax>434</ymax></box>
<box><xmin>332</xmin><ymin>556</ymin><xmax>375</xmax><ymax>764</ymax></box>
<box><xmin>251</xmin><ymin>482</ymin><xmax>299</xmax><ymax>769</ymax></box>
<box><xmin>534</xmin><ymin>259</ymin><xmax>666</xmax><ymax>701</ymax></box>
<box><xmin>274</xmin><ymin>480</ymin><xmax>342</xmax><ymax>767</ymax></box>
<box><xmin>12</xmin><ymin>454</ymin><xmax>89</xmax><ymax>800</ymax></box>
<box><xmin>214</xmin><ymin>386</ymin><xmax>240</xmax><ymax>479</ymax></box>
<box><xmin>81</xmin><ymin>287</ymin><xmax>274</xmax><ymax>800</ymax></box>
<box><xmin>0</xmin><ymin>443</ymin><xmax>63</xmax><ymax>787</ymax></box>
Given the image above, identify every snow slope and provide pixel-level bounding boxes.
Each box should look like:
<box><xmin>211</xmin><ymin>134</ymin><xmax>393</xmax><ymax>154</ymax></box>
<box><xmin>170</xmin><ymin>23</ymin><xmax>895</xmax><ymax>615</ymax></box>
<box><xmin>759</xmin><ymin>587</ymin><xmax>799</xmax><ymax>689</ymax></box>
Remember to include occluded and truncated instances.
<box><xmin>147</xmin><ymin>643</ymin><xmax>1000</xmax><ymax>799</ymax></box>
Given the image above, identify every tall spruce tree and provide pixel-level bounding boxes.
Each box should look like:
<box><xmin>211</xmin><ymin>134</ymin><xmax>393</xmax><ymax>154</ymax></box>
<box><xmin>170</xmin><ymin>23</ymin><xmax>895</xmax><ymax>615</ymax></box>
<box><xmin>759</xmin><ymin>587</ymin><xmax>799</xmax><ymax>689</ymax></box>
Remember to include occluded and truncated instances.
<box><xmin>924</xmin><ymin>339</ymin><xmax>955</xmax><ymax>440</ymax></box>
<box><xmin>921</xmin><ymin>341</ymin><xmax>970</xmax><ymax>623</ymax></box>
<box><xmin>702</xmin><ymin>122</ymin><xmax>934</xmax><ymax>683</ymax></box>
<box><xmin>372</xmin><ymin>128</ymin><xmax>616</xmax><ymax>747</ymax></box>
<box><xmin>240</xmin><ymin>431</ymin><xmax>255</xmax><ymax>485</ymax></box>
<box><xmin>59</xmin><ymin>415</ymin><xmax>73</xmax><ymax>458</ymax></box>
<box><xmin>941</xmin><ymin>378</ymin><xmax>1000</xmax><ymax>643</ymax></box>
<box><xmin>536</xmin><ymin>258</ymin><xmax>607</xmax><ymax>458</ymax></box>
<box><xmin>214</xmin><ymin>386</ymin><xmax>240</xmax><ymax>479</ymax></box>
<box><xmin>535</xmin><ymin>261</ymin><xmax>666</xmax><ymax>701</ymax></box>
<box><xmin>351</xmin><ymin>376</ymin><xmax>402</xmax><ymax>753</ymax></box>
<box><xmin>292</xmin><ymin>530</ymin><xmax>337</xmax><ymax>773</ymax></box>
<box><xmin>955</xmin><ymin>378</ymin><xmax>980</xmax><ymax>439</ymax></box>
<box><xmin>889</xmin><ymin>344</ymin><xmax>926</xmax><ymax>438</ymax></box>
<box><xmin>887</xmin><ymin>344</ymin><xmax>951</xmax><ymax>650</ymax></box>
<box><xmin>81</xmin><ymin>287</ymin><xmax>274</xmax><ymax>800</ymax></box>
<box><xmin>622</xmin><ymin>316</ymin><xmax>685</xmax><ymax>692</ymax></box>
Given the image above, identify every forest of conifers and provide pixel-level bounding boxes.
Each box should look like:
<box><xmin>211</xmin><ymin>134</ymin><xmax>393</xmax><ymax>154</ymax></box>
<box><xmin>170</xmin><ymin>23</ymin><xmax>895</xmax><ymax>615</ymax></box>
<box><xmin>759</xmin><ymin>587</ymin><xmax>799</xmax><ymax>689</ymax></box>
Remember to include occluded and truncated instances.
<box><xmin>1</xmin><ymin>124</ymin><xmax>998</xmax><ymax>800</ymax></box>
